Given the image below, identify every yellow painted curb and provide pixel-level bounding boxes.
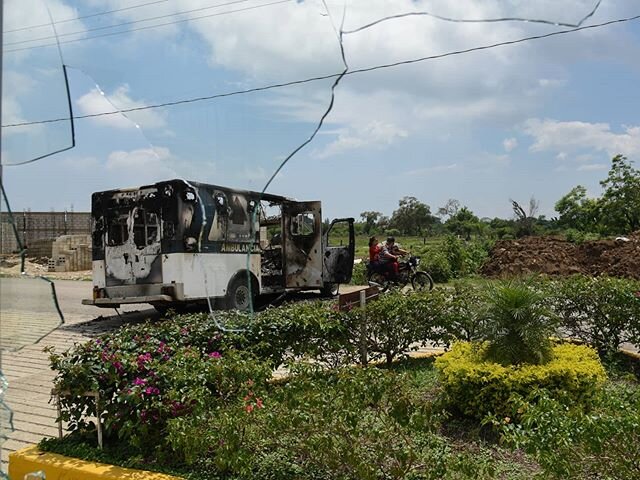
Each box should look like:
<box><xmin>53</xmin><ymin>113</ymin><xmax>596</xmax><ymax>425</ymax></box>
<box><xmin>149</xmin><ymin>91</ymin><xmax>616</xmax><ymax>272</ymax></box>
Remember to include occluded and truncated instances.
<box><xmin>9</xmin><ymin>445</ymin><xmax>182</xmax><ymax>480</ymax></box>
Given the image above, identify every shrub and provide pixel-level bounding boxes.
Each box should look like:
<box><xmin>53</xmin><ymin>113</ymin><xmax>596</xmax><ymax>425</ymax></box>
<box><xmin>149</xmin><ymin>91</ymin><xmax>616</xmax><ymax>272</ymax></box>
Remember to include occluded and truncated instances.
<box><xmin>247</xmin><ymin>301</ymin><xmax>356</xmax><ymax>368</ymax></box>
<box><xmin>439</xmin><ymin>282</ymin><xmax>486</xmax><ymax>343</ymax></box>
<box><xmin>353</xmin><ymin>290</ymin><xmax>450</xmax><ymax>365</ymax></box>
<box><xmin>163</xmin><ymin>363</ymin><xmax>512</xmax><ymax>480</ymax></box>
<box><xmin>350</xmin><ymin>260</ymin><xmax>368</xmax><ymax>285</ymax></box>
<box><xmin>419</xmin><ymin>250</ymin><xmax>452</xmax><ymax>283</ymax></box>
<box><xmin>483</xmin><ymin>280</ymin><xmax>558</xmax><ymax>365</ymax></box>
<box><xmin>167</xmin><ymin>365</ymin><xmax>440</xmax><ymax>478</ymax></box>
<box><xmin>462</xmin><ymin>239</ymin><xmax>492</xmax><ymax>275</ymax></box>
<box><xmin>564</xmin><ymin>229</ymin><xmax>601</xmax><ymax>244</ymax></box>
<box><xmin>500</xmin><ymin>383</ymin><xmax>640</xmax><ymax>479</ymax></box>
<box><xmin>435</xmin><ymin>342</ymin><xmax>607</xmax><ymax>420</ymax></box>
<box><xmin>442</xmin><ymin>235</ymin><xmax>465</xmax><ymax>277</ymax></box>
<box><xmin>551</xmin><ymin>276</ymin><xmax>640</xmax><ymax>356</ymax></box>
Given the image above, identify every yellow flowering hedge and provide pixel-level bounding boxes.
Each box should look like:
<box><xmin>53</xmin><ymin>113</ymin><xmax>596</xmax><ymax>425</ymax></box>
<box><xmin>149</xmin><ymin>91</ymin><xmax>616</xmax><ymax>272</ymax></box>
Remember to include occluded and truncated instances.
<box><xmin>435</xmin><ymin>342</ymin><xmax>607</xmax><ymax>420</ymax></box>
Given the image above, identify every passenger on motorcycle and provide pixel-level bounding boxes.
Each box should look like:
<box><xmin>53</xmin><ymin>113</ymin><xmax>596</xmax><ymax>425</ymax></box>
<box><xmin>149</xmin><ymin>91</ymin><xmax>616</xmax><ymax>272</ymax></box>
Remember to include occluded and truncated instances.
<box><xmin>369</xmin><ymin>236</ymin><xmax>381</xmax><ymax>263</ymax></box>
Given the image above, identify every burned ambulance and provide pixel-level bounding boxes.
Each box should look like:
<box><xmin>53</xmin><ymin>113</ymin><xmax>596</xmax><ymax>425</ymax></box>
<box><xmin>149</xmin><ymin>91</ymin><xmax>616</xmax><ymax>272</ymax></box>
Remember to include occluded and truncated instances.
<box><xmin>82</xmin><ymin>179</ymin><xmax>355</xmax><ymax>311</ymax></box>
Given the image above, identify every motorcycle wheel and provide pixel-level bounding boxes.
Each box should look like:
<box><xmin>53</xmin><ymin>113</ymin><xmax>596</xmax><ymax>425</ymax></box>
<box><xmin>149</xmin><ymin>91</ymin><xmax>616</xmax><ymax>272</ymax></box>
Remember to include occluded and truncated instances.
<box><xmin>368</xmin><ymin>271</ymin><xmax>389</xmax><ymax>292</ymax></box>
<box><xmin>411</xmin><ymin>271</ymin><xmax>434</xmax><ymax>292</ymax></box>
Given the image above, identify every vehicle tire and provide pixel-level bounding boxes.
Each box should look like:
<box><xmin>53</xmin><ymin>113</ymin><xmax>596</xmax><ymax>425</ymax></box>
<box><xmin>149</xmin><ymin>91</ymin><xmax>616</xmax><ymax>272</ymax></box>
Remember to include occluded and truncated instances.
<box><xmin>320</xmin><ymin>282</ymin><xmax>339</xmax><ymax>297</ymax></box>
<box><xmin>368</xmin><ymin>271</ymin><xmax>389</xmax><ymax>292</ymax></box>
<box><xmin>411</xmin><ymin>271</ymin><xmax>434</xmax><ymax>292</ymax></box>
<box><xmin>226</xmin><ymin>275</ymin><xmax>255</xmax><ymax>311</ymax></box>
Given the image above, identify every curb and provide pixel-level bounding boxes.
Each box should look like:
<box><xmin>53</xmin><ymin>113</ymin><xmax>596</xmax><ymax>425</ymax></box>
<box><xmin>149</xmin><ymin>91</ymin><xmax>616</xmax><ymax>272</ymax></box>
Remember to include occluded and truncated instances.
<box><xmin>8</xmin><ymin>445</ymin><xmax>181</xmax><ymax>480</ymax></box>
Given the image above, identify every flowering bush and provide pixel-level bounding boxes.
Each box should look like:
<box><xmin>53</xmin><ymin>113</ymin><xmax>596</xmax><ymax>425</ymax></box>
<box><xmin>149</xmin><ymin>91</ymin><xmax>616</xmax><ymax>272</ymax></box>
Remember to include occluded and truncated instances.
<box><xmin>48</xmin><ymin>315</ymin><xmax>270</xmax><ymax>454</ymax></box>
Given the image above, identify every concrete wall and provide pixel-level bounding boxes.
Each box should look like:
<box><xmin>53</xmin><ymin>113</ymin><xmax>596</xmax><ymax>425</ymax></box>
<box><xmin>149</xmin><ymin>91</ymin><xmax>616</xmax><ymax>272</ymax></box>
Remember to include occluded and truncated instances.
<box><xmin>50</xmin><ymin>235</ymin><xmax>92</xmax><ymax>271</ymax></box>
<box><xmin>0</xmin><ymin>211</ymin><xmax>91</xmax><ymax>255</ymax></box>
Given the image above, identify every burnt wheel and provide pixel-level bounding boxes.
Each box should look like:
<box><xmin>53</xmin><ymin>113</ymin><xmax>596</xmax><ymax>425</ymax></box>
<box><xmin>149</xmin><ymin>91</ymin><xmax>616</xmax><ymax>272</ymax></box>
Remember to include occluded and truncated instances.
<box><xmin>321</xmin><ymin>283</ymin><xmax>339</xmax><ymax>297</ymax></box>
<box><xmin>368</xmin><ymin>271</ymin><xmax>389</xmax><ymax>292</ymax></box>
<box><xmin>412</xmin><ymin>271</ymin><xmax>434</xmax><ymax>292</ymax></box>
<box><xmin>226</xmin><ymin>276</ymin><xmax>255</xmax><ymax>311</ymax></box>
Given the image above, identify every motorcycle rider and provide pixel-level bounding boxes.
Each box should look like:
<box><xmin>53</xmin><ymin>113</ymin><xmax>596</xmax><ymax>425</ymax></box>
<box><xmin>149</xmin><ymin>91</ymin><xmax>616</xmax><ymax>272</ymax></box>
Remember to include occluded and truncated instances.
<box><xmin>378</xmin><ymin>236</ymin><xmax>404</xmax><ymax>280</ymax></box>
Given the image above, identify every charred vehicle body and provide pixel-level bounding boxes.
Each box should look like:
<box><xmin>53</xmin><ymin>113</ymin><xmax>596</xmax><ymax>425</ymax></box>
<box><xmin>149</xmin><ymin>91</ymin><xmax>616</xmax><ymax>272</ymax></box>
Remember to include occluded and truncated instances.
<box><xmin>82</xmin><ymin>179</ymin><xmax>355</xmax><ymax>311</ymax></box>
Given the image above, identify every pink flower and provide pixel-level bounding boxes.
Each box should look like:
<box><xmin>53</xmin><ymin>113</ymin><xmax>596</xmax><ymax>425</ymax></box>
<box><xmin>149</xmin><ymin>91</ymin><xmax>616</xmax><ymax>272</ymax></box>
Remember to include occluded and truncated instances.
<box><xmin>137</xmin><ymin>353</ymin><xmax>152</xmax><ymax>368</ymax></box>
<box><xmin>170</xmin><ymin>401</ymin><xmax>186</xmax><ymax>417</ymax></box>
<box><xmin>144</xmin><ymin>386</ymin><xmax>160</xmax><ymax>395</ymax></box>
<box><xmin>133</xmin><ymin>377</ymin><xmax>147</xmax><ymax>386</ymax></box>
<box><xmin>208</xmin><ymin>351</ymin><xmax>222</xmax><ymax>359</ymax></box>
<box><xmin>112</xmin><ymin>361</ymin><xmax>124</xmax><ymax>373</ymax></box>
<box><xmin>245</xmin><ymin>404</ymin><xmax>254</xmax><ymax>413</ymax></box>
<box><xmin>256</xmin><ymin>398</ymin><xmax>263</xmax><ymax>409</ymax></box>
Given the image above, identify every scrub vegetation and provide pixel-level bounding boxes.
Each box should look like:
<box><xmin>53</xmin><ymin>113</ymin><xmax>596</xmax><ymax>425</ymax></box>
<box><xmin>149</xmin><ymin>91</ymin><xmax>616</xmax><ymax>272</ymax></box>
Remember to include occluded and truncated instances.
<box><xmin>43</xmin><ymin>276</ymin><xmax>640</xmax><ymax>479</ymax></box>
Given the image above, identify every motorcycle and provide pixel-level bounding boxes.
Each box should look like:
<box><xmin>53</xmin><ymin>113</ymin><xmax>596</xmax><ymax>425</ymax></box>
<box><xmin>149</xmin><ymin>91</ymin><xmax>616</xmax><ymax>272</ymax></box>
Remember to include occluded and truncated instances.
<box><xmin>367</xmin><ymin>255</ymin><xmax>434</xmax><ymax>292</ymax></box>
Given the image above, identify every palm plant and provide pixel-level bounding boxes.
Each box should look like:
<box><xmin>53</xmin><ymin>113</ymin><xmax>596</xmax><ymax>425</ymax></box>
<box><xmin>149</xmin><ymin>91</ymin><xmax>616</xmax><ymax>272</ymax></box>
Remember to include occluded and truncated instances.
<box><xmin>483</xmin><ymin>279</ymin><xmax>558</xmax><ymax>365</ymax></box>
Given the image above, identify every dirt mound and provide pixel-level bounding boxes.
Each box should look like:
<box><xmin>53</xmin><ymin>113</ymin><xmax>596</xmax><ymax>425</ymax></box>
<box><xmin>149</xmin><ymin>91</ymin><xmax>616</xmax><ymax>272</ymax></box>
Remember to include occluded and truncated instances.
<box><xmin>481</xmin><ymin>232</ymin><xmax>640</xmax><ymax>280</ymax></box>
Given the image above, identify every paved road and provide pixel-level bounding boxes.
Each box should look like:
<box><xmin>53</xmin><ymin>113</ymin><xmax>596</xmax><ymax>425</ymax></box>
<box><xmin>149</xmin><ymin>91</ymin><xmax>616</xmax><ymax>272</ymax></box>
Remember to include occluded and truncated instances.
<box><xmin>0</xmin><ymin>277</ymin><xmax>157</xmax><ymax>473</ymax></box>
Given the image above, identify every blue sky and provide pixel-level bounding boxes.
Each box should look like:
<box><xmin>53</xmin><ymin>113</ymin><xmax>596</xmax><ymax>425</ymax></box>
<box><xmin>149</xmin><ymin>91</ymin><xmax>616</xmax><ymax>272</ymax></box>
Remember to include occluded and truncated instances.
<box><xmin>2</xmin><ymin>0</ymin><xmax>640</xmax><ymax>221</ymax></box>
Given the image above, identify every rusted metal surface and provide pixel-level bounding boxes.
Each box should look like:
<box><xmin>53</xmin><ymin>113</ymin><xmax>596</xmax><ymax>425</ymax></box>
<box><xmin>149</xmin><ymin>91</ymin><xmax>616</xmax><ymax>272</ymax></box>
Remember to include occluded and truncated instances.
<box><xmin>322</xmin><ymin>218</ymin><xmax>355</xmax><ymax>284</ymax></box>
<box><xmin>282</xmin><ymin>201</ymin><xmax>323</xmax><ymax>288</ymax></box>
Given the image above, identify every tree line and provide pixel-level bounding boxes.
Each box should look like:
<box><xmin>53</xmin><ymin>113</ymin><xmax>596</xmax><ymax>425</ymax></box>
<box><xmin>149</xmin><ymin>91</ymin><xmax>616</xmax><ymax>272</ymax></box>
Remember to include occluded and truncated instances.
<box><xmin>351</xmin><ymin>155</ymin><xmax>639</xmax><ymax>239</ymax></box>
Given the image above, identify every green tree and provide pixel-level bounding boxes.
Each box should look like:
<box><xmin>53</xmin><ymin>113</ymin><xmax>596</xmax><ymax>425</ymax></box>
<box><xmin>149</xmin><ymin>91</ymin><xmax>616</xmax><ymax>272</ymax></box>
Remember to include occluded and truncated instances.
<box><xmin>599</xmin><ymin>154</ymin><xmax>640</xmax><ymax>234</ymax></box>
<box><xmin>359</xmin><ymin>211</ymin><xmax>382</xmax><ymax>235</ymax></box>
<box><xmin>444</xmin><ymin>207</ymin><xmax>483</xmax><ymax>240</ymax></box>
<box><xmin>389</xmin><ymin>196</ymin><xmax>436</xmax><ymax>236</ymax></box>
<box><xmin>554</xmin><ymin>185</ymin><xmax>600</xmax><ymax>232</ymax></box>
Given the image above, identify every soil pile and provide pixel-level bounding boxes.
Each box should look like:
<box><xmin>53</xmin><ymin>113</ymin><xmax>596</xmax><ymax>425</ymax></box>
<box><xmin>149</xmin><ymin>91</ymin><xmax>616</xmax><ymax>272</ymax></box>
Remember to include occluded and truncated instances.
<box><xmin>481</xmin><ymin>232</ymin><xmax>640</xmax><ymax>280</ymax></box>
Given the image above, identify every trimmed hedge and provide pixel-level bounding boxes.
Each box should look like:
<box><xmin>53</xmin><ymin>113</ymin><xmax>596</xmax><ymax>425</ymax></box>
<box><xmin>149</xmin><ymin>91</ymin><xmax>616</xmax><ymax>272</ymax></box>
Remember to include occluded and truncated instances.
<box><xmin>435</xmin><ymin>342</ymin><xmax>607</xmax><ymax>420</ymax></box>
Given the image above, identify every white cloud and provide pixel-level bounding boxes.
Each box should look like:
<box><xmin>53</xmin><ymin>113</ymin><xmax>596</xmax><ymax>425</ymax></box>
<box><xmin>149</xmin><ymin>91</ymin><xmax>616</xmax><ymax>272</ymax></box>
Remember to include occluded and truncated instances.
<box><xmin>4</xmin><ymin>0</ymin><xmax>88</xmax><ymax>58</ymax></box>
<box><xmin>313</xmin><ymin>120</ymin><xmax>408</xmax><ymax>159</ymax></box>
<box><xmin>76</xmin><ymin>85</ymin><xmax>168</xmax><ymax>131</ymax></box>
<box><xmin>538</xmin><ymin>78</ymin><xmax>566</xmax><ymax>89</ymax></box>
<box><xmin>503</xmin><ymin>137</ymin><xmax>518</xmax><ymax>152</ymax></box>
<box><xmin>91</xmin><ymin>0</ymin><xmax>640</xmax><ymax>158</ymax></box>
<box><xmin>522</xmin><ymin>119</ymin><xmax>640</xmax><ymax>157</ymax></box>
<box><xmin>105</xmin><ymin>147</ymin><xmax>177</xmax><ymax>185</ymax></box>
<box><xmin>1</xmin><ymin>71</ymin><xmax>40</xmax><ymax>136</ymax></box>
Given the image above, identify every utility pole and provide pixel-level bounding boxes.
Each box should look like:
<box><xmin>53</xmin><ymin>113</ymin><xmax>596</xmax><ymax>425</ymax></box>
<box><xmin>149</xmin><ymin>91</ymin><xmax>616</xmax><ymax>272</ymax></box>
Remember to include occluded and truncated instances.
<box><xmin>0</xmin><ymin>0</ymin><xmax>6</xmax><ymax>417</ymax></box>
